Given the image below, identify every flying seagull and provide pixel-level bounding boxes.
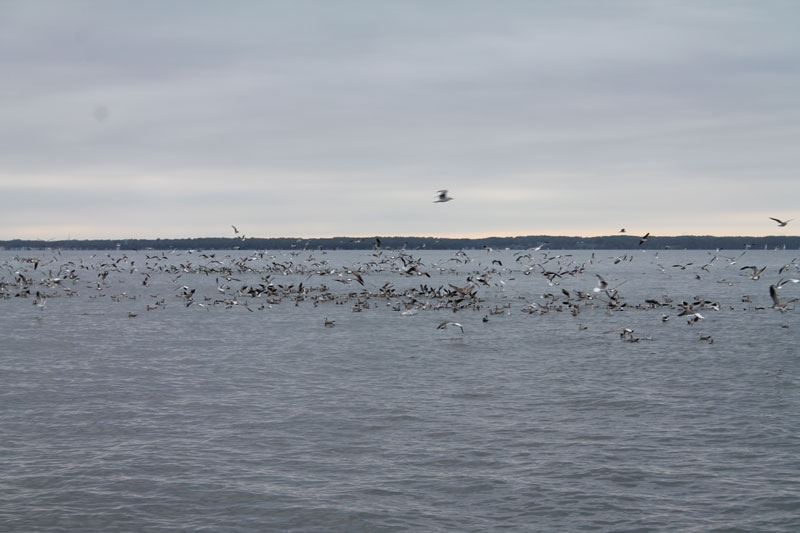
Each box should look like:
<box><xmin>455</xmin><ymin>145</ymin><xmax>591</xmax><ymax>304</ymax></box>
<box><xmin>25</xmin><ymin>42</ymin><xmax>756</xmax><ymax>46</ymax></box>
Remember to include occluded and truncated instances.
<box><xmin>769</xmin><ymin>217</ymin><xmax>793</xmax><ymax>227</ymax></box>
<box><xmin>437</xmin><ymin>321</ymin><xmax>464</xmax><ymax>333</ymax></box>
<box><xmin>638</xmin><ymin>232</ymin><xmax>650</xmax><ymax>246</ymax></box>
<box><xmin>434</xmin><ymin>190</ymin><xmax>453</xmax><ymax>203</ymax></box>
<box><xmin>770</xmin><ymin>285</ymin><xmax>797</xmax><ymax>311</ymax></box>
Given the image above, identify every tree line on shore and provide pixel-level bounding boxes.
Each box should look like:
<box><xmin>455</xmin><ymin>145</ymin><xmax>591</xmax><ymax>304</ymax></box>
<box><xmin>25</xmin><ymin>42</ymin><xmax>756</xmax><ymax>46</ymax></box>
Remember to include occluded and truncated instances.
<box><xmin>1</xmin><ymin>235</ymin><xmax>799</xmax><ymax>251</ymax></box>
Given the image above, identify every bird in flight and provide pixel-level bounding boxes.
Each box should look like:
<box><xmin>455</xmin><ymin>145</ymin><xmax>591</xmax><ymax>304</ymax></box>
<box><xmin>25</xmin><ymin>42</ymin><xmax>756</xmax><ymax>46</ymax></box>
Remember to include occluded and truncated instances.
<box><xmin>638</xmin><ymin>232</ymin><xmax>650</xmax><ymax>246</ymax></box>
<box><xmin>437</xmin><ymin>321</ymin><xmax>464</xmax><ymax>333</ymax></box>
<box><xmin>434</xmin><ymin>190</ymin><xmax>453</xmax><ymax>203</ymax></box>
<box><xmin>770</xmin><ymin>285</ymin><xmax>797</xmax><ymax>311</ymax></box>
<box><xmin>769</xmin><ymin>217</ymin><xmax>793</xmax><ymax>227</ymax></box>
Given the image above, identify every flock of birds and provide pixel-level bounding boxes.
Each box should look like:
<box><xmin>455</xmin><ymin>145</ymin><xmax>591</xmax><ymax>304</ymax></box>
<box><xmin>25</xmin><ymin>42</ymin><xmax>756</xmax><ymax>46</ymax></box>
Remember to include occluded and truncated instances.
<box><xmin>2</xmin><ymin>231</ymin><xmax>798</xmax><ymax>347</ymax></box>
<box><xmin>1</xmin><ymin>191</ymin><xmax>795</xmax><ymax>345</ymax></box>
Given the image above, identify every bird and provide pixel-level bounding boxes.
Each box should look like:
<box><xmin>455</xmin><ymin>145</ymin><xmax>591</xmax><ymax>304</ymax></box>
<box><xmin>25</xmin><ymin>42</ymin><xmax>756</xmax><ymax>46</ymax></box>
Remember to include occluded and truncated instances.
<box><xmin>604</xmin><ymin>327</ymin><xmax>635</xmax><ymax>340</ymax></box>
<box><xmin>324</xmin><ymin>317</ymin><xmax>335</xmax><ymax>327</ymax></box>
<box><xmin>593</xmin><ymin>274</ymin><xmax>608</xmax><ymax>293</ymax></box>
<box><xmin>699</xmin><ymin>332</ymin><xmax>714</xmax><ymax>344</ymax></box>
<box><xmin>740</xmin><ymin>265</ymin><xmax>767</xmax><ymax>280</ymax></box>
<box><xmin>769</xmin><ymin>217</ymin><xmax>793</xmax><ymax>227</ymax></box>
<box><xmin>434</xmin><ymin>190</ymin><xmax>453</xmax><ymax>203</ymax></box>
<box><xmin>437</xmin><ymin>321</ymin><xmax>464</xmax><ymax>333</ymax></box>
<box><xmin>619</xmin><ymin>228</ymin><xmax>625</xmax><ymax>233</ymax></box>
<box><xmin>638</xmin><ymin>232</ymin><xmax>650</xmax><ymax>246</ymax></box>
<box><xmin>770</xmin><ymin>285</ymin><xmax>797</xmax><ymax>311</ymax></box>
<box><xmin>685</xmin><ymin>312</ymin><xmax>704</xmax><ymax>325</ymax></box>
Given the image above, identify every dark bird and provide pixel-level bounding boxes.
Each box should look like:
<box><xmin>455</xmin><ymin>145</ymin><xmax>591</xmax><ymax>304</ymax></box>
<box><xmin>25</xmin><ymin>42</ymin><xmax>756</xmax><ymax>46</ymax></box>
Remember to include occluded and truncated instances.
<box><xmin>638</xmin><ymin>232</ymin><xmax>650</xmax><ymax>246</ymax></box>
<box><xmin>769</xmin><ymin>217</ymin><xmax>793</xmax><ymax>227</ymax></box>
<box><xmin>434</xmin><ymin>190</ymin><xmax>453</xmax><ymax>203</ymax></box>
<box><xmin>770</xmin><ymin>285</ymin><xmax>797</xmax><ymax>311</ymax></box>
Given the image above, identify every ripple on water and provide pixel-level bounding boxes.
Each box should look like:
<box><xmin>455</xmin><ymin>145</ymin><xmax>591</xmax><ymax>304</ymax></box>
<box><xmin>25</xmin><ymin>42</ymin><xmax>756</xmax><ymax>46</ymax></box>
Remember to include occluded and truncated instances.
<box><xmin>2</xmin><ymin>250</ymin><xmax>800</xmax><ymax>532</ymax></box>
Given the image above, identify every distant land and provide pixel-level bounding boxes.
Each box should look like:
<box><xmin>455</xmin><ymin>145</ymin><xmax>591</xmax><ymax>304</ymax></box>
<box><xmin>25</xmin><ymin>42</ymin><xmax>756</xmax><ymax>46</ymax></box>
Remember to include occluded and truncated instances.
<box><xmin>1</xmin><ymin>235</ymin><xmax>799</xmax><ymax>251</ymax></box>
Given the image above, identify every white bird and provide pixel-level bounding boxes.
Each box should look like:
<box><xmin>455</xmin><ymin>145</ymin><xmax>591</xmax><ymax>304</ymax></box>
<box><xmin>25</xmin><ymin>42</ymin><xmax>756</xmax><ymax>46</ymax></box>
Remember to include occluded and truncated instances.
<box><xmin>434</xmin><ymin>190</ymin><xmax>453</xmax><ymax>203</ymax></box>
<box><xmin>685</xmin><ymin>312</ymin><xmax>704</xmax><ymax>325</ymax></box>
<box><xmin>437</xmin><ymin>321</ymin><xmax>464</xmax><ymax>333</ymax></box>
<box><xmin>769</xmin><ymin>217</ymin><xmax>793</xmax><ymax>227</ymax></box>
<box><xmin>593</xmin><ymin>274</ymin><xmax>608</xmax><ymax>293</ymax></box>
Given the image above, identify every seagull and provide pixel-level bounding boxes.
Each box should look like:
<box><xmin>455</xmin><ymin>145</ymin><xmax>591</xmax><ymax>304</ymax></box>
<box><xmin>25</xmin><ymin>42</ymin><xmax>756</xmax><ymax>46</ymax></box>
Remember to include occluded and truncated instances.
<box><xmin>603</xmin><ymin>327</ymin><xmax>635</xmax><ymax>340</ymax></box>
<box><xmin>769</xmin><ymin>217</ymin><xmax>793</xmax><ymax>227</ymax></box>
<box><xmin>740</xmin><ymin>265</ymin><xmax>767</xmax><ymax>280</ymax></box>
<box><xmin>324</xmin><ymin>317</ymin><xmax>335</xmax><ymax>327</ymax></box>
<box><xmin>770</xmin><ymin>285</ymin><xmax>797</xmax><ymax>311</ymax></box>
<box><xmin>685</xmin><ymin>312</ymin><xmax>704</xmax><ymax>325</ymax></box>
<box><xmin>699</xmin><ymin>332</ymin><xmax>714</xmax><ymax>344</ymax></box>
<box><xmin>638</xmin><ymin>232</ymin><xmax>650</xmax><ymax>246</ymax></box>
<box><xmin>619</xmin><ymin>228</ymin><xmax>625</xmax><ymax>233</ymax></box>
<box><xmin>434</xmin><ymin>190</ymin><xmax>453</xmax><ymax>203</ymax></box>
<box><xmin>437</xmin><ymin>321</ymin><xmax>464</xmax><ymax>333</ymax></box>
<box><xmin>593</xmin><ymin>274</ymin><xmax>608</xmax><ymax>293</ymax></box>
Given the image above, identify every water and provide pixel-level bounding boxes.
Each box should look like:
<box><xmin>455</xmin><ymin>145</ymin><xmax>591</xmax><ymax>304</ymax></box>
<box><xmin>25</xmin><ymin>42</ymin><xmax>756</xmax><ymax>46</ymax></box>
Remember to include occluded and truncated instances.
<box><xmin>2</xmin><ymin>249</ymin><xmax>799</xmax><ymax>531</ymax></box>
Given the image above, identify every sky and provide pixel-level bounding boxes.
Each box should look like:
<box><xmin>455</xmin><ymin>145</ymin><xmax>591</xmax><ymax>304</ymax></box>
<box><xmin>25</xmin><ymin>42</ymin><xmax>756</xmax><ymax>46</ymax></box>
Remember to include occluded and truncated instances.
<box><xmin>1</xmin><ymin>1</ymin><xmax>799</xmax><ymax>240</ymax></box>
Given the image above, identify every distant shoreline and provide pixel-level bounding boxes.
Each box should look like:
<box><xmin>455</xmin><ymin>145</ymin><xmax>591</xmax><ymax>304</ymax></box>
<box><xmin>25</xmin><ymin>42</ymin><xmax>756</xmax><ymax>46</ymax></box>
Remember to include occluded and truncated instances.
<box><xmin>1</xmin><ymin>235</ymin><xmax>799</xmax><ymax>251</ymax></box>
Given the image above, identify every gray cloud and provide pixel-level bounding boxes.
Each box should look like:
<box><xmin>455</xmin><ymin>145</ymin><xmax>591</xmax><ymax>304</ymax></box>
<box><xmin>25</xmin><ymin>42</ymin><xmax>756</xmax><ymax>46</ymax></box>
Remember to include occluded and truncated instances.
<box><xmin>1</xmin><ymin>1</ymin><xmax>799</xmax><ymax>239</ymax></box>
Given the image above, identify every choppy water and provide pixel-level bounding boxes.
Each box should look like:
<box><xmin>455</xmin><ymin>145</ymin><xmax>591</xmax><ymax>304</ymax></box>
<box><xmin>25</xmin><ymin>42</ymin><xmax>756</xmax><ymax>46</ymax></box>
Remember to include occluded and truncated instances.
<box><xmin>1</xmin><ymin>248</ymin><xmax>799</xmax><ymax>531</ymax></box>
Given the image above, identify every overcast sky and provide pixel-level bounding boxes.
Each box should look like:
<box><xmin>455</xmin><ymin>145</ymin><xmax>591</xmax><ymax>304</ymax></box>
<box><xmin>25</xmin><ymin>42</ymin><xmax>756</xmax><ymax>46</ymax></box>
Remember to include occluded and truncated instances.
<box><xmin>1</xmin><ymin>1</ymin><xmax>798</xmax><ymax>240</ymax></box>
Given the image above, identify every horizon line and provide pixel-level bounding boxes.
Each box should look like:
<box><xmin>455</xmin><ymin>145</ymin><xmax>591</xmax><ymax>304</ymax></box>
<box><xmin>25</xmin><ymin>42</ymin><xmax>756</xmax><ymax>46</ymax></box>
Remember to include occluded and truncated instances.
<box><xmin>2</xmin><ymin>234</ymin><xmax>800</xmax><ymax>242</ymax></box>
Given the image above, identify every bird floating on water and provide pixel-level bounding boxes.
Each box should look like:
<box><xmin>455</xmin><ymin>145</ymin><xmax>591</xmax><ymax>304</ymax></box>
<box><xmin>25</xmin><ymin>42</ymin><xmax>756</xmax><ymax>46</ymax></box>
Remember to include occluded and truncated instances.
<box><xmin>434</xmin><ymin>190</ymin><xmax>453</xmax><ymax>203</ymax></box>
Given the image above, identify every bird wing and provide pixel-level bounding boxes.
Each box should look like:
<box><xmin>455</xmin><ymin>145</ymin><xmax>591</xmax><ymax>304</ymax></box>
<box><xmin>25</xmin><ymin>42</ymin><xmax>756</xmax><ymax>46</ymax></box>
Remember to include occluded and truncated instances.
<box><xmin>770</xmin><ymin>285</ymin><xmax>781</xmax><ymax>307</ymax></box>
